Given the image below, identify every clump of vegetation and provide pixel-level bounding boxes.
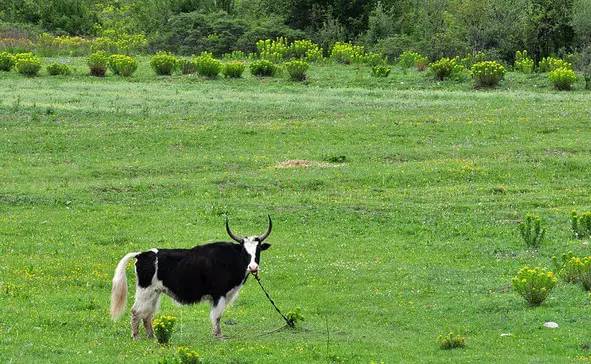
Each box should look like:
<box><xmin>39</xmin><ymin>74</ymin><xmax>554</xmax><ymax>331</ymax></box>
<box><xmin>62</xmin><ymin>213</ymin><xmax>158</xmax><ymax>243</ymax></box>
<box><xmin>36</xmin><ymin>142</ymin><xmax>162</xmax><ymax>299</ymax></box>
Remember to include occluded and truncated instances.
<box><xmin>285</xmin><ymin>307</ymin><xmax>305</xmax><ymax>328</ymax></box>
<box><xmin>150</xmin><ymin>51</ymin><xmax>178</xmax><ymax>76</ymax></box>
<box><xmin>14</xmin><ymin>53</ymin><xmax>42</xmax><ymax>77</ymax></box>
<box><xmin>285</xmin><ymin>60</ymin><xmax>309</xmax><ymax>81</ymax></box>
<box><xmin>371</xmin><ymin>64</ymin><xmax>391</xmax><ymax>77</ymax></box>
<box><xmin>257</xmin><ymin>37</ymin><xmax>288</xmax><ymax>63</ymax></box>
<box><xmin>438</xmin><ymin>332</ymin><xmax>465</xmax><ymax>350</ymax></box>
<box><xmin>153</xmin><ymin>315</ymin><xmax>177</xmax><ymax>344</ymax></box>
<box><xmin>222</xmin><ymin>50</ymin><xmax>246</xmax><ymax>61</ymax></box>
<box><xmin>571</xmin><ymin>211</ymin><xmax>591</xmax><ymax>239</ymax></box>
<box><xmin>518</xmin><ymin>213</ymin><xmax>545</xmax><ymax>248</ymax></box>
<box><xmin>553</xmin><ymin>251</ymin><xmax>580</xmax><ymax>283</ymax></box>
<box><xmin>471</xmin><ymin>61</ymin><xmax>505</xmax><ymax>87</ymax></box>
<box><xmin>46</xmin><ymin>63</ymin><xmax>70</xmax><ymax>76</ymax></box>
<box><xmin>87</xmin><ymin>51</ymin><xmax>109</xmax><ymax>77</ymax></box>
<box><xmin>512</xmin><ymin>266</ymin><xmax>557</xmax><ymax>306</ymax></box>
<box><xmin>0</xmin><ymin>52</ymin><xmax>16</xmax><ymax>71</ymax></box>
<box><xmin>430</xmin><ymin>57</ymin><xmax>464</xmax><ymax>81</ymax></box>
<box><xmin>364</xmin><ymin>52</ymin><xmax>385</xmax><ymax>67</ymax></box>
<box><xmin>178</xmin><ymin>58</ymin><xmax>197</xmax><ymax>75</ymax></box>
<box><xmin>177</xmin><ymin>346</ymin><xmax>202</xmax><ymax>364</ymax></box>
<box><xmin>575</xmin><ymin>257</ymin><xmax>591</xmax><ymax>290</ymax></box>
<box><xmin>195</xmin><ymin>53</ymin><xmax>223</xmax><ymax>78</ymax></box>
<box><xmin>398</xmin><ymin>51</ymin><xmax>428</xmax><ymax>70</ymax></box>
<box><xmin>330</xmin><ymin>42</ymin><xmax>365</xmax><ymax>64</ymax></box>
<box><xmin>539</xmin><ymin>56</ymin><xmax>572</xmax><ymax>72</ymax></box>
<box><xmin>458</xmin><ymin>51</ymin><xmax>489</xmax><ymax>68</ymax></box>
<box><xmin>287</xmin><ymin>39</ymin><xmax>323</xmax><ymax>62</ymax></box>
<box><xmin>108</xmin><ymin>54</ymin><xmax>137</xmax><ymax>77</ymax></box>
<box><xmin>514</xmin><ymin>50</ymin><xmax>534</xmax><ymax>73</ymax></box>
<box><xmin>223</xmin><ymin>61</ymin><xmax>245</xmax><ymax>78</ymax></box>
<box><xmin>549</xmin><ymin>67</ymin><xmax>577</xmax><ymax>90</ymax></box>
<box><xmin>250</xmin><ymin>59</ymin><xmax>278</xmax><ymax>77</ymax></box>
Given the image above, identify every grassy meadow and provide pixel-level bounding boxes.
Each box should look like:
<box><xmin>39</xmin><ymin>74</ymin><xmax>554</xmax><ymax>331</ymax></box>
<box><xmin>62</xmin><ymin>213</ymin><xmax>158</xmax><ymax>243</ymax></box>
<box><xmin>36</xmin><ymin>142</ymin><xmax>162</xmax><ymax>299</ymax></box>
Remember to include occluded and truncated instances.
<box><xmin>1</xmin><ymin>59</ymin><xmax>591</xmax><ymax>363</ymax></box>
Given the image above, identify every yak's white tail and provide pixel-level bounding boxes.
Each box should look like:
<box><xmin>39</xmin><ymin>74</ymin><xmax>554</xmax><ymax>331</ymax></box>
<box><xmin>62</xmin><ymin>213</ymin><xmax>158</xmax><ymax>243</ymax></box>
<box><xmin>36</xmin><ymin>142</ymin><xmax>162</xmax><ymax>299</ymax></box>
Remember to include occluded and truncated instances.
<box><xmin>110</xmin><ymin>252</ymin><xmax>140</xmax><ymax>320</ymax></box>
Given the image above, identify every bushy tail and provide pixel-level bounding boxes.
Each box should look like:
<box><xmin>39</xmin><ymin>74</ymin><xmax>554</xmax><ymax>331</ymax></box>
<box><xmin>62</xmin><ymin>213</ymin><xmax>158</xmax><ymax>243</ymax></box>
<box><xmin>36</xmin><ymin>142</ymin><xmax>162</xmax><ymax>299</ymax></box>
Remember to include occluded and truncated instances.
<box><xmin>110</xmin><ymin>252</ymin><xmax>140</xmax><ymax>320</ymax></box>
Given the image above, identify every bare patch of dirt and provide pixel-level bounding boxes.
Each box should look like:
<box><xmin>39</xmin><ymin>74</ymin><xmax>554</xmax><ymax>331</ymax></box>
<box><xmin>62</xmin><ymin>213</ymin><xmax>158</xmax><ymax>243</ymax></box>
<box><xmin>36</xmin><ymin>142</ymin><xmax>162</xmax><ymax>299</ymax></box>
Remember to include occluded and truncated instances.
<box><xmin>275</xmin><ymin>159</ymin><xmax>337</xmax><ymax>169</ymax></box>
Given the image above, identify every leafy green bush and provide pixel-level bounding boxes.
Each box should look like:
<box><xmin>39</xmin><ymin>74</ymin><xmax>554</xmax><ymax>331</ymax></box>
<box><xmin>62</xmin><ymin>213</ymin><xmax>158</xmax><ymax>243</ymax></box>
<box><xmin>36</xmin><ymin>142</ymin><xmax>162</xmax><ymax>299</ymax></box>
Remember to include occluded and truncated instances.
<box><xmin>250</xmin><ymin>59</ymin><xmax>278</xmax><ymax>77</ymax></box>
<box><xmin>549</xmin><ymin>67</ymin><xmax>577</xmax><ymax>90</ymax></box>
<box><xmin>222</xmin><ymin>50</ymin><xmax>246</xmax><ymax>61</ymax></box>
<box><xmin>438</xmin><ymin>332</ymin><xmax>465</xmax><ymax>350</ymax></box>
<box><xmin>46</xmin><ymin>63</ymin><xmax>71</xmax><ymax>76</ymax></box>
<box><xmin>552</xmin><ymin>251</ymin><xmax>580</xmax><ymax>283</ymax></box>
<box><xmin>539</xmin><ymin>56</ymin><xmax>572</xmax><ymax>72</ymax></box>
<box><xmin>330</xmin><ymin>42</ymin><xmax>365</xmax><ymax>64</ymax></box>
<box><xmin>14</xmin><ymin>53</ymin><xmax>41</xmax><ymax>77</ymax></box>
<box><xmin>257</xmin><ymin>37</ymin><xmax>288</xmax><ymax>63</ymax></box>
<box><xmin>430</xmin><ymin>57</ymin><xmax>459</xmax><ymax>80</ymax></box>
<box><xmin>364</xmin><ymin>52</ymin><xmax>385</xmax><ymax>67</ymax></box>
<box><xmin>285</xmin><ymin>307</ymin><xmax>305</xmax><ymax>328</ymax></box>
<box><xmin>398</xmin><ymin>51</ymin><xmax>425</xmax><ymax>69</ymax></box>
<box><xmin>518</xmin><ymin>214</ymin><xmax>545</xmax><ymax>248</ymax></box>
<box><xmin>512</xmin><ymin>266</ymin><xmax>557</xmax><ymax>306</ymax></box>
<box><xmin>514</xmin><ymin>50</ymin><xmax>534</xmax><ymax>73</ymax></box>
<box><xmin>178</xmin><ymin>59</ymin><xmax>197</xmax><ymax>75</ymax></box>
<box><xmin>571</xmin><ymin>211</ymin><xmax>591</xmax><ymax>239</ymax></box>
<box><xmin>285</xmin><ymin>60</ymin><xmax>309</xmax><ymax>81</ymax></box>
<box><xmin>575</xmin><ymin>257</ymin><xmax>591</xmax><ymax>290</ymax></box>
<box><xmin>153</xmin><ymin>315</ymin><xmax>176</xmax><ymax>344</ymax></box>
<box><xmin>471</xmin><ymin>61</ymin><xmax>505</xmax><ymax>88</ymax></box>
<box><xmin>108</xmin><ymin>54</ymin><xmax>138</xmax><ymax>77</ymax></box>
<box><xmin>195</xmin><ymin>53</ymin><xmax>223</xmax><ymax>78</ymax></box>
<box><xmin>150</xmin><ymin>52</ymin><xmax>178</xmax><ymax>76</ymax></box>
<box><xmin>371</xmin><ymin>65</ymin><xmax>391</xmax><ymax>77</ymax></box>
<box><xmin>222</xmin><ymin>61</ymin><xmax>246</xmax><ymax>78</ymax></box>
<box><xmin>287</xmin><ymin>39</ymin><xmax>323</xmax><ymax>62</ymax></box>
<box><xmin>177</xmin><ymin>346</ymin><xmax>202</xmax><ymax>364</ymax></box>
<box><xmin>0</xmin><ymin>52</ymin><xmax>16</xmax><ymax>71</ymax></box>
<box><xmin>87</xmin><ymin>51</ymin><xmax>109</xmax><ymax>77</ymax></box>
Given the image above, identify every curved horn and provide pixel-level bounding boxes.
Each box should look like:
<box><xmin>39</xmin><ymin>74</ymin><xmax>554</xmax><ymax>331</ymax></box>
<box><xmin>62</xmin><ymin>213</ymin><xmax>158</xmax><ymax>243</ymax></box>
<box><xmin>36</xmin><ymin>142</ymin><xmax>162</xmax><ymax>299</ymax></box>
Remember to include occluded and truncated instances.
<box><xmin>258</xmin><ymin>215</ymin><xmax>273</xmax><ymax>242</ymax></box>
<box><xmin>225</xmin><ymin>217</ymin><xmax>243</xmax><ymax>243</ymax></box>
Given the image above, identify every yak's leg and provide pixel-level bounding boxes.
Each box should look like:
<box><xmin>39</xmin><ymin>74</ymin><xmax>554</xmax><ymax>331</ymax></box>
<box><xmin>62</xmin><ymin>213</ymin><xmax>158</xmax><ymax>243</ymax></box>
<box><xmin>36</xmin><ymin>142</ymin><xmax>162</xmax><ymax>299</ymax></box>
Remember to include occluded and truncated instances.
<box><xmin>210</xmin><ymin>297</ymin><xmax>227</xmax><ymax>338</ymax></box>
<box><xmin>131</xmin><ymin>285</ymin><xmax>160</xmax><ymax>339</ymax></box>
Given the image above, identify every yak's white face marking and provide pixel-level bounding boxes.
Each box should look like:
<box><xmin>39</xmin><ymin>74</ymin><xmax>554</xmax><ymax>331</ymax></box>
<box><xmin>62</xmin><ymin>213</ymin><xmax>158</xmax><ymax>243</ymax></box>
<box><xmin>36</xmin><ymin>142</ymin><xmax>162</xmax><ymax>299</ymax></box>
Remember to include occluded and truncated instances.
<box><xmin>243</xmin><ymin>236</ymin><xmax>259</xmax><ymax>273</ymax></box>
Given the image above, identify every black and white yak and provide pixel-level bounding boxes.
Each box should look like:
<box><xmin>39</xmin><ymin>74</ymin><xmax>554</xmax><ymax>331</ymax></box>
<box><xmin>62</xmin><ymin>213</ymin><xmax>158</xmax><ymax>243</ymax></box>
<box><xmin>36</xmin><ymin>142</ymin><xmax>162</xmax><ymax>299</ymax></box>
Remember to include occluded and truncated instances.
<box><xmin>110</xmin><ymin>217</ymin><xmax>272</xmax><ymax>339</ymax></box>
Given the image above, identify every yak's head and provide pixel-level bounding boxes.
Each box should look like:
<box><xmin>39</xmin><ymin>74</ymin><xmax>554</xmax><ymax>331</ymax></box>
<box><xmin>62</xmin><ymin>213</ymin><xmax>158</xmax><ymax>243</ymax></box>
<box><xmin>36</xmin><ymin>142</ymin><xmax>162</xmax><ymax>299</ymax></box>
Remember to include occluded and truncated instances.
<box><xmin>225</xmin><ymin>216</ymin><xmax>272</xmax><ymax>275</ymax></box>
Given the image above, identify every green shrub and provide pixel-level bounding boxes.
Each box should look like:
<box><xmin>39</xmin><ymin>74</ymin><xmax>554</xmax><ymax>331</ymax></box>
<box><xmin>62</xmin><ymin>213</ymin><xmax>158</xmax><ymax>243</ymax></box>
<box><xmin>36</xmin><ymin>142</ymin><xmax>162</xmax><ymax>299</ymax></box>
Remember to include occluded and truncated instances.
<box><xmin>415</xmin><ymin>56</ymin><xmax>429</xmax><ymax>71</ymax></box>
<box><xmin>87</xmin><ymin>51</ymin><xmax>109</xmax><ymax>77</ymax></box>
<box><xmin>153</xmin><ymin>315</ymin><xmax>176</xmax><ymax>344</ymax></box>
<box><xmin>549</xmin><ymin>67</ymin><xmax>577</xmax><ymax>90</ymax></box>
<box><xmin>552</xmin><ymin>251</ymin><xmax>580</xmax><ymax>283</ymax></box>
<box><xmin>285</xmin><ymin>307</ymin><xmax>305</xmax><ymax>328</ymax></box>
<box><xmin>257</xmin><ymin>37</ymin><xmax>288</xmax><ymax>63</ymax></box>
<box><xmin>575</xmin><ymin>257</ymin><xmax>591</xmax><ymax>290</ymax></box>
<box><xmin>177</xmin><ymin>346</ymin><xmax>202</xmax><ymax>364</ymax></box>
<box><xmin>178</xmin><ymin>59</ymin><xmax>198</xmax><ymax>75</ymax></box>
<box><xmin>222</xmin><ymin>50</ymin><xmax>246</xmax><ymax>61</ymax></box>
<box><xmin>371</xmin><ymin>65</ymin><xmax>391</xmax><ymax>78</ymax></box>
<box><xmin>0</xmin><ymin>52</ymin><xmax>16</xmax><ymax>71</ymax></box>
<box><xmin>222</xmin><ymin>61</ymin><xmax>246</xmax><ymax>78</ymax></box>
<box><xmin>398</xmin><ymin>51</ymin><xmax>425</xmax><ymax>69</ymax></box>
<box><xmin>572</xmin><ymin>211</ymin><xmax>591</xmax><ymax>239</ymax></box>
<box><xmin>518</xmin><ymin>214</ymin><xmax>545</xmax><ymax>248</ymax></box>
<box><xmin>250</xmin><ymin>59</ymin><xmax>278</xmax><ymax>77</ymax></box>
<box><xmin>14</xmin><ymin>53</ymin><xmax>42</xmax><ymax>77</ymax></box>
<box><xmin>512</xmin><ymin>266</ymin><xmax>557</xmax><ymax>306</ymax></box>
<box><xmin>288</xmin><ymin>39</ymin><xmax>323</xmax><ymax>62</ymax></box>
<box><xmin>438</xmin><ymin>332</ymin><xmax>465</xmax><ymax>350</ymax></box>
<box><xmin>430</xmin><ymin>57</ymin><xmax>459</xmax><ymax>80</ymax></box>
<box><xmin>471</xmin><ymin>61</ymin><xmax>505</xmax><ymax>88</ymax></box>
<box><xmin>150</xmin><ymin>51</ymin><xmax>178</xmax><ymax>76</ymax></box>
<box><xmin>285</xmin><ymin>60</ymin><xmax>309</xmax><ymax>81</ymax></box>
<box><xmin>46</xmin><ymin>63</ymin><xmax>71</xmax><ymax>76</ymax></box>
<box><xmin>364</xmin><ymin>52</ymin><xmax>385</xmax><ymax>67</ymax></box>
<box><xmin>195</xmin><ymin>53</ymin><xmax>223</xmax><ymax>78</ymax></box>
<box><xmin>108</xmin><ymin>54</ymin><xmax>138</xmax><ymax>77</ymax></box>
<box><xmin>539</xmin><ymin>56</ymin><xmax>572</xmax><ymax>72</ymax></box>
<box><xmin>330</xmin><ymin>42</ymin><xmax>365</xmax><ymax>64</ymax></box>
<box><xmin>514</xmin><ymin>50</ymin><xmax>534</xmax><ymax>73</ymax></box>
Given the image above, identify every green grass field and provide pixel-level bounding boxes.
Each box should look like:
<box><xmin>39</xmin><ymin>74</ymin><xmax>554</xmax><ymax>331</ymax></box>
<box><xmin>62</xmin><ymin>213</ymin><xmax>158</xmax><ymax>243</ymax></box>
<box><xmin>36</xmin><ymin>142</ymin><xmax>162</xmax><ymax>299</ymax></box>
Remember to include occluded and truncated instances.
<box><xmin>1</xmin><ymin>59</ymin><xmax>591</xmax><ymax>363</ymax></box>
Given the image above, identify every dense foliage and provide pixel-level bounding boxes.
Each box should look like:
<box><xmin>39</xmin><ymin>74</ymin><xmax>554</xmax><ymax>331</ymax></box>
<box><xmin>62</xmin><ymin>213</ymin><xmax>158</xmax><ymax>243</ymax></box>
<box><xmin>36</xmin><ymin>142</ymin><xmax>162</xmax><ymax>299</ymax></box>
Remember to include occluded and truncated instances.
<box><xmin>512</xmin><ymin>266</ymin><xmax>557</xmax><ymax>306</ymax></box>
<box><xmin>222</xmin><ymin>61</ymin><xmax>245</xmax><ymax>78</ymax></box>
<box><xmin>150</xmin><ymin>51</ymin><xmax>178</xmax><ymax>76</ymax></box>
<box><xmin>284</xmin><ymin>59</ymin><xmax>309</xmax><ymax>81</ymax></box>
<box><xmin>14</xmin><ymin>52</ymin><xmax>41</xmax><ymax>76</ymax></box>
<box><xmin>87</xmin><ymin>51</ymin><xmax>109</xmax><ymax>76</ymax></box>
<box><xmin>108</xmin><ymin>54</ymin><xmax>137</xmax><ymax>77</ymax></box>
<box><xmin>194</xmin><ymin>53</ymin><xmax>222</xmax><ymax>78</ymax></box>
<box><xmin>0</xmin><ymin>51</ymin><xmax>16</xmax><ymax>71</ymax></box>
<box><xmin>549</xmin><ymin>67</ymin><xmax>577</xmax><ymax>90</ymax></box>
<box><xmin>46</xmin><ymin>62</ymin><xmax>70</xmax><ymax>75</ymax></box>
<box><xmin>250</xmin><ymin>59</ymin><xmax>277</xmax><ymax>77</ymax></box>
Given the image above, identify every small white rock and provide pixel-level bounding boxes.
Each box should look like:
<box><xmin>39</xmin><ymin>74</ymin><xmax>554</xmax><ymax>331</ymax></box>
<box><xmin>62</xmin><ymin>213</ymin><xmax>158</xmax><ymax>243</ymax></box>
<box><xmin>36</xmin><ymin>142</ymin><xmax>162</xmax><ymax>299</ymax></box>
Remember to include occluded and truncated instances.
<box><xmin>500</xmin><ymin>333</ymin><xmax>512</xmax><ymax>337</ymax></box>
<box><xmin>544</xmin><ymin>322</ymin><xmax>559</xmax><ymax>329</ymax></box>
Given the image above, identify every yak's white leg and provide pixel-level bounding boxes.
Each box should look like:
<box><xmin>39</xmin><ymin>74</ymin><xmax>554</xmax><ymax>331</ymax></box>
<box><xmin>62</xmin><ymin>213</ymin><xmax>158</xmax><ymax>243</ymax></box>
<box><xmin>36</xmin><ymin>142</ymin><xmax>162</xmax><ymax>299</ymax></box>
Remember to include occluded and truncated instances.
<box><xmin>210</xmin><ymin>297</ymin><xmax>227</xmax><ymax>338</ymax></box>
<box><xmin>131</xmin><ymin>285</ymin><xmax>160</xmax><ymax>339</ymax></box>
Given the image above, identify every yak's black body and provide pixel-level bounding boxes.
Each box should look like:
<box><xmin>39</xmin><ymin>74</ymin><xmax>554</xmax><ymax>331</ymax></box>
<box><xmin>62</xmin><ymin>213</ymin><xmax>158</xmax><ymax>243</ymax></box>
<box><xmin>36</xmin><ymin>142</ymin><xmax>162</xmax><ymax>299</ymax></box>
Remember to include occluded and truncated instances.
<box><xmin>135</xmin><ymin>242</ymin><xmax>252</xmax><ymax>305</ymax></box>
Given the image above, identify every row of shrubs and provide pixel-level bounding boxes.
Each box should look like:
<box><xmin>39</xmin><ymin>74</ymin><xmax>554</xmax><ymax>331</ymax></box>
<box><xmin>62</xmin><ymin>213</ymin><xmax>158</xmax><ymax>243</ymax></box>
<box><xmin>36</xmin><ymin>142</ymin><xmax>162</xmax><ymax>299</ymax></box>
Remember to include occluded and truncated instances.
<box><xmin>518</xmin><ymin>210</ymin><xmax>591</xmax><ymax>249</ymax></box>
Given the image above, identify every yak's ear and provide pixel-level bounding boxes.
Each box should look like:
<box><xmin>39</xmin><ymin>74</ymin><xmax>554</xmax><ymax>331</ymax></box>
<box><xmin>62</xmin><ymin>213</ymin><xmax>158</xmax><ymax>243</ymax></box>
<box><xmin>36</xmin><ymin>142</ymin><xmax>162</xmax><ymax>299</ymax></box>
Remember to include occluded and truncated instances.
<box><xmin>260</xmin><ymin>243</ymin><xmax>271</xmax><ymax>251</ymax></box>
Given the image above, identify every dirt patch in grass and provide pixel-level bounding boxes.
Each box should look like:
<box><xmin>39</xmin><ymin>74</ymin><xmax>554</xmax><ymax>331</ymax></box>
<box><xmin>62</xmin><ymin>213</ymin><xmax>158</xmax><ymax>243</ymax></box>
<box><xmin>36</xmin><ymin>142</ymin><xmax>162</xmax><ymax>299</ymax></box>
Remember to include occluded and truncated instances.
<box><xmin>275</xmin><ymin>159</ymin><xmax>338</xmax><ymax>169</ymax></box>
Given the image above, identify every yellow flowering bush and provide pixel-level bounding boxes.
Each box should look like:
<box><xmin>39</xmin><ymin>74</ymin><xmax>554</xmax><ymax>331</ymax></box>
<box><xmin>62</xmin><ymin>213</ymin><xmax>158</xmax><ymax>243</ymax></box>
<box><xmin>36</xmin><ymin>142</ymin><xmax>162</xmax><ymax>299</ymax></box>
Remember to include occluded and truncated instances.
<box><xmin>552</xmin><ymin>251</ymin><xmax>580</xmax><ymax>283</ymax></box>
<box><xmin>512</xmin><ymin>266</ymin><xmax>557</xmax><ymax>306</ymax></box>
<box><xmin>438</xmin><ymin>332</ymin><xmax>465</xmax><ymax>350</ymax></box>
<box><xmin>514</xmin><ymin>50</ymin><xmax>534</xmax><ymax>73</ymax></box>
<box><xmin>430</xmin><ymin>57</ymin><xmax>458</xmax><ymax>80</ymax></box>
<box><xmin>539</xmin><ymin>56</ymin><xmax>572</xmax><ymax>72</ymax></box>
<box><xmin>108</xmin><ymin>54</ymin><xmax>138</xmax><ymax>77</ymax></box>
<box><xmin>153</xmin><ymin>315</ymin><xmax>176</xmax><ymax>344</ymax></box>
<box><xmin>222</xmin><ymin>61</ymin><xmax>246</xmax><ymax>78</ymax></box>
<box><xmin>571</xmin><ymin>211</ymin><xmax>591</xmax><ymax>238</ymax></box>
<box><xmin>287</xmin><ymin>39</ymin><xmax>323</xmax><ymax>62</ymax></box>
<box><xmin>471</xmin><ymin>61</ymin><xmax>505</xmax><ymax>88</ymax></box>
<box><xmin>177</xmin><ymin>346</ymin><xmax>202</xmax><ymax>364</ymax></box>
<box><xmin>0</xmin><ymin>51</ymin><xmax>16</xmax><ymax>71</ymax></box>
<box><xmin>371</xmin><ymin>65</ymin><xmax>391</xmax><ymax>78</ymax></box>
<box><xmin>285</xmin><ymin>60</ymin><xmax>309</xmax><ymax>81</ymax></box>
<box><xmin>150</xmin><ymin>51</ymin><xmax>178</xmax><ymax>76</ymax></box>
<box><xmin>549</xmin><ymin>67</ymin><xmax>577</xmax><ymax>90</ymax></box>
<box><xmin>330</xmin><ymin>42</ymin><xmax>365</xmax><ymax>64</ymax></box>
<box><xmin>14</xmin><ymin>52</ymin><xmax>42</xmax><ymax>77</ymax></box>
<box><xmin>256</xmin><ymin>37</ymin><xmax>289</xmax><ymax>63</ymax></box>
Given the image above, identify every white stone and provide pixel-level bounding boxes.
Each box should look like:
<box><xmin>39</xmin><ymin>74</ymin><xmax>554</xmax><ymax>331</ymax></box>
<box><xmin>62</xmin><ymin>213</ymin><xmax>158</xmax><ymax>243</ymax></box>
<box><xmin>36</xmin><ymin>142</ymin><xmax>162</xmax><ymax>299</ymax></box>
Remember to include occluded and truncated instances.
<box><xmin>500</xmin><ymin>333</ymin><xmax>512</xmax><ymax>337</ymax></box>
<box><xmin>543</xmin><ymin>322</ymin><xmax>559</xmax><ymax>329</ymax></box>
